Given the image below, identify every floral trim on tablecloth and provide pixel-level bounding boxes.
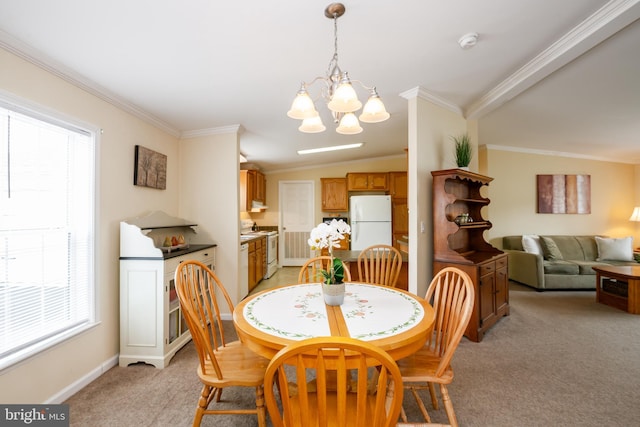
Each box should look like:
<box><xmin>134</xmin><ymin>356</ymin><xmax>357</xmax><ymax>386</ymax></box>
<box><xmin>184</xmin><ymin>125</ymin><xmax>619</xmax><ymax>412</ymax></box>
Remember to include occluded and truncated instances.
<box><xmin>293</xmin><ymin>291</ymin><xmax>326</xmax><ymax>321</ymax></box>
<box><xmin>244</xmin><ymin>286</ymin><xmax>323</xmax><ymax>338</ymax></box>
<box><xmin>345</xmin><ymin>284</ymin><xmax>424</xmax><ymax>340</ymax></box>
<box><xmin>243</xmin><ymin>283</ymin><xmax>424</xmax><ymax>341</ymax></box>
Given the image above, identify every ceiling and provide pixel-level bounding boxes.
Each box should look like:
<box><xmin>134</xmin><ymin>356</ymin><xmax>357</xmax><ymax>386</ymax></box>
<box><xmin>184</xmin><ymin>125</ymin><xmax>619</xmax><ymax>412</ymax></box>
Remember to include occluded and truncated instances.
<box><xmin>0</xmin><ymin>1</ymin><xmax>638</xmax><ymax>171</ymax></box>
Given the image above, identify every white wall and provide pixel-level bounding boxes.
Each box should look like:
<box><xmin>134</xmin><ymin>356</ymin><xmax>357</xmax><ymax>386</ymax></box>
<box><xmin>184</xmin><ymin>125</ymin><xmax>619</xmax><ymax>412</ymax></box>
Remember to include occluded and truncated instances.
<box><xmin>404</xmin><ymin>89</ymin><xmax>468</xmax><ymax>297</ymax></box>
<box><xmin>483</xmin><ymin>147</ymin><xmax>638</xmax><ymax>247</ymax></box>
<box><xmin>0</xmin><ymin>47</ymin><xmax>180</xmax><ymax>403</ymax></box>
<box><xmin>179</xmin><ymin>131</ymin><xmax>241</xmax><ymax>307</ymax></box>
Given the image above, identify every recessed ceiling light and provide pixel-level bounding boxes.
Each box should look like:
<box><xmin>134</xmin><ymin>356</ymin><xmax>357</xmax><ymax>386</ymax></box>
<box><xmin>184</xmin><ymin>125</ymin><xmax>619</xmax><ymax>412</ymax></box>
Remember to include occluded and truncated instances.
<box><xmin>297</xmin><ymin>143</ymin><xmax>364</xmax><ymax>155</ymax></box>
<box><xmin>458</xmin><ymin>32</ymin><xmax>478</xmax><ymax>49</ymax></box>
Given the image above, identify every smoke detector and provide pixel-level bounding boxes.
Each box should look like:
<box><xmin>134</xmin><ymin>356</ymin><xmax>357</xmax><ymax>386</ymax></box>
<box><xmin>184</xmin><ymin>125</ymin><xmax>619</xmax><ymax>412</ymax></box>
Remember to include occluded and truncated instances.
<box><xmin>458</xmin><ymin>32</ymin><xmax>479</xmax><ymax>49</ymax></box>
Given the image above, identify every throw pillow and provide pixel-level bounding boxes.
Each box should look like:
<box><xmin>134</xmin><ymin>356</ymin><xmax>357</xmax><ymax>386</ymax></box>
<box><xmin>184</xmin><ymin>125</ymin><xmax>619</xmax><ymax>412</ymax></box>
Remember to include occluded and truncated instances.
<box><xmin>521</xmin><ymin>235</ymin><xmax>543</xmax><ymax>256</ymax></box>
<box><xmin>595</xmin><ymin>236</ymin><xmax>634</xmax><ymax>261</ymax></box>
<box><xmin>540</xmin><ymin>236</ymin><xmax>564</xmax><ymax>260</ymax></box>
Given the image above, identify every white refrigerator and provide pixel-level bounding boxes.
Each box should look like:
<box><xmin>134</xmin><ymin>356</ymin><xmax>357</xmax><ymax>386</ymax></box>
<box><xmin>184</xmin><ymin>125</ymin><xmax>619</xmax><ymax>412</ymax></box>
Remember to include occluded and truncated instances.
<box><xmin>349</xmin><ymin>195</ymin><xmax>392</xmax><ymax>250</ymax></box>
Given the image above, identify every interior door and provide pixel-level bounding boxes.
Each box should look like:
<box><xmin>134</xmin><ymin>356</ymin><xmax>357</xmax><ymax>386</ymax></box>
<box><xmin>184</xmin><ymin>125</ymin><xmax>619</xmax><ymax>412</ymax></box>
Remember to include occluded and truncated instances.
<box><xmin>279</xmin><ymin>180</ymin><xmax>315</xmax><ymax>266</ymax></box>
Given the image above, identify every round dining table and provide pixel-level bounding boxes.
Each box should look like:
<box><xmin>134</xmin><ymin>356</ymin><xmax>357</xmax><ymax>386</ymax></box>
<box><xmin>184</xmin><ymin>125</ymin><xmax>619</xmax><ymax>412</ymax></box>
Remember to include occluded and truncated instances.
<box><xmin>233</xmin><ymin>282</ymin><xmax>435</xmax><ymax>361</ymax></box>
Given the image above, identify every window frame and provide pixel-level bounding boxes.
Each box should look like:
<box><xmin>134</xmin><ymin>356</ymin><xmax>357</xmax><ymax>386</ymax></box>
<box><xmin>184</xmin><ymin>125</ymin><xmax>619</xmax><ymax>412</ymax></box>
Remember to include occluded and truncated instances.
<box><xmin>0</xmin><ymin>90</ymin><xmax>100</xmax><ymax>372</ymax></box>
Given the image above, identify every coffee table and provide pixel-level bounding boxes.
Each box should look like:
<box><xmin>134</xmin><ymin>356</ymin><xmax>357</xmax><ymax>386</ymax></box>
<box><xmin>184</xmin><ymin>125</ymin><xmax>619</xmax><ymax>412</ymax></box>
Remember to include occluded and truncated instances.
<box><xmin>592</xmin><ymin>265</ymin><xmax>640</xmax><ymax>314</ymax></box>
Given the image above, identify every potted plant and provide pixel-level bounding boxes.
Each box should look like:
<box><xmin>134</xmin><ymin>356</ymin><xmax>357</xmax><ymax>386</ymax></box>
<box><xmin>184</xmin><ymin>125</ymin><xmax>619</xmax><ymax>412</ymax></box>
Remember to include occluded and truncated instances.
<box><xmin>307</xmin><ymin>219</ymin><xmax>351</xmax><ymax>305</ymax></box>
<box><xmin>452</xmin><ymin>133</ymin><xmax>472</xmax><ymax>169</ymax></box>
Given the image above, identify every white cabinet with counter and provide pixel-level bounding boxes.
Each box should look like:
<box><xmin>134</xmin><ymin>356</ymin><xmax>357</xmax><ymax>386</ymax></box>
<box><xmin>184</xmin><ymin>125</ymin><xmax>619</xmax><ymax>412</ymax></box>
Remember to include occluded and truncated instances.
<box><xmin>119</xmin><ymin>211</ymin><xmax>216</xmax><ymax>368</ymax></box>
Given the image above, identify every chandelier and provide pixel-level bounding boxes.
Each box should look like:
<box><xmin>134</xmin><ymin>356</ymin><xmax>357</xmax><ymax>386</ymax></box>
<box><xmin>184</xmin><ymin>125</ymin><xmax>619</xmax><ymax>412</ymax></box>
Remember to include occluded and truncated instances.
<box><xmin>287</xmin><ymin>3</ymin><xmax>390</xmax><ymax>135</ymax></box>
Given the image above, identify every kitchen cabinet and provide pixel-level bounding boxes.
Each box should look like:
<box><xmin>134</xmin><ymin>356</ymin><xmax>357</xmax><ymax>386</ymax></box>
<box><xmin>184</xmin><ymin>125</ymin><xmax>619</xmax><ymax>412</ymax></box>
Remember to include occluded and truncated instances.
<box><xmin>240</xmin><ymin>169</ymin><xmax>266</xmax><ymax>211</ymax></box>
<box><xmin>389</xmin><ymin>172</ymin><xmax>408</xmax><ymax>250</ymax></box>
<box><xmin>119</xmin><ymin>211</ymin><xmax>216</xmax><ymax>368</ymax></box>
<box><xmin>346</xmin><ymin>172</ymin><xmax>388</xmax><ymax>191</ymax></box>
<box><xmin>254</xmin><ymin>170</ymin><xmax>266</xmax><ymax>203</ymax></box>
<box><xmin>248</xmin><ymin>236</ymin><xmax>266</xmax><ymax>291</ymax></box>
<box><xmin>321</xmin><ymin>177</ymin><xmax>348</xmax><ymax>212</ymax></box>
<box><xmin>431</xmin><ymin>169</ymin><xmax>509</xmax><ymax>342</ymax></box>
<box><xmin>389</xmin><ymin>171</ymin><xmax>407</xmax><ymax>198</ymax></box>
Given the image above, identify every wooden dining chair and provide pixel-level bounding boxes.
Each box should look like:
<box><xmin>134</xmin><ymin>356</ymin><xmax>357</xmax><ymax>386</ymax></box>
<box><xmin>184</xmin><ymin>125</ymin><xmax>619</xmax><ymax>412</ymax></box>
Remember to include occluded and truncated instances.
<box><xmin>357</xmin><ymin>244</ymin><xmax>402</xmax><ymax>287</ymax></box>
<box><xmin>298</xmin><ymin>255</ymin><xmax>352</xmax><ymax>283</ymax></box>
<box><xmin>396</xmin><ymin>267</ymin><xmax>474</xmax><ymax>427</ymax></box>
<box><xmin>264</xmin><ymin>336</ymin><xmax>404</xmax><ymax>427</ymax></box>
<box><xmin>174</xmin><ymin>260</ymin><xmax>268</xmax><ymax>427</ymax></box>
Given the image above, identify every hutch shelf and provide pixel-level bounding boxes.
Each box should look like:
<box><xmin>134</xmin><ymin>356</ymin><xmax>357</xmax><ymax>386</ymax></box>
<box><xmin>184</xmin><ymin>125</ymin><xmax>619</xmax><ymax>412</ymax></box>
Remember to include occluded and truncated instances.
<box><xmin>119</xmin><ymin>211</ymin><xmax>216</xmax><ymax>368</ymax></box>
<box><xmin>431</xmin><ymin>169</ymin><xmax>509</xmax><ymax>342</ymax></box>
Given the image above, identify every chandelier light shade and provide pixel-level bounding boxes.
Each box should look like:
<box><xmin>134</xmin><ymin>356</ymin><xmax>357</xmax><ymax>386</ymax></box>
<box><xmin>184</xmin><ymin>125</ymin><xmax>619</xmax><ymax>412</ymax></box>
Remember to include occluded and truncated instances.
<box><xmin>299</xmin><ymin>114</ymin><xmax>326</xmax><ymax>133</ymax></box>
<box><xmin>288</xmin><ymin>3</ymin><xmax>389</xmax><ymax>134</ymax></box>
<box><xmin>336</xmin><ymin>112</ymin><xmax>363</xmax><ymax>135</ymax></box>
<box><xmin>360</xmin><ymin>88</ymin><xmax>391</xmax><ymax>123</ymax></box>
<box><xmin>287</xmin><ymin>86</ymin><xmax>317</xmax><ymax>119</ymax></box>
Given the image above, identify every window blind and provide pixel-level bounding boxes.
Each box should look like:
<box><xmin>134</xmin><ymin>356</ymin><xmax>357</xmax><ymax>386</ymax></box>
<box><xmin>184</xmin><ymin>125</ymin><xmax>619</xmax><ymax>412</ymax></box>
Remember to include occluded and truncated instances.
<box><xmin>0</xmin><ymin>104</ymin><xmax>96</xmax><ymax>370</ymax></box>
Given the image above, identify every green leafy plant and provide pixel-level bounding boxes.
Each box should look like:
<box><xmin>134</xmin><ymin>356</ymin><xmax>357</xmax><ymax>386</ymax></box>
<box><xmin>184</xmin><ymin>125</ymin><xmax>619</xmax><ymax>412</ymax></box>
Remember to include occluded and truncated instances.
<box><xmin>452</xmin><ymin>133</ymin><xmax>472</xmax><ymax>167</ymax></box>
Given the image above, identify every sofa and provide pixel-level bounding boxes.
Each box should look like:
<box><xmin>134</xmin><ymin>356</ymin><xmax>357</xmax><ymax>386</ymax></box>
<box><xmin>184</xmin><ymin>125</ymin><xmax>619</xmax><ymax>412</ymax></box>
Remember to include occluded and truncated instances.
<box><xmin>502</xmin><ymin>235</ymin><xmax>638</xmax><ymax>290</ymax></box>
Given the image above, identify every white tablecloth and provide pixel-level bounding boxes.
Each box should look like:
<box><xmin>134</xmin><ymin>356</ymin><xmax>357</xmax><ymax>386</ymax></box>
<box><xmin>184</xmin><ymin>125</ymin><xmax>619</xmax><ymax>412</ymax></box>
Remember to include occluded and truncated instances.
<box><xmin>242</xmin><ymin>283</ymin><xmax>425</xmax><ymax>341</ymax></box>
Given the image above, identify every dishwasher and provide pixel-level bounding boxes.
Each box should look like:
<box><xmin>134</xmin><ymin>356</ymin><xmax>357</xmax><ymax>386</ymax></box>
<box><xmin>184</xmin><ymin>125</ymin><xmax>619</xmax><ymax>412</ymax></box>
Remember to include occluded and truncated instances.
<box><xmin>239</xmin><ymin>243</ymin><xmax>249</xmax><ymax>301</ymax></box>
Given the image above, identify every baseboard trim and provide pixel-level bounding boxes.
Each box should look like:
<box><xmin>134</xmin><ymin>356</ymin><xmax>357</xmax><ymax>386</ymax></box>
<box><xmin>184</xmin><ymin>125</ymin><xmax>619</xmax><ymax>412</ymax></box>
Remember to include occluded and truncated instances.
<box><xmin>45</xmin><ymin>354</ymin><xmax>119</xmax><ymax>404</ymax></box>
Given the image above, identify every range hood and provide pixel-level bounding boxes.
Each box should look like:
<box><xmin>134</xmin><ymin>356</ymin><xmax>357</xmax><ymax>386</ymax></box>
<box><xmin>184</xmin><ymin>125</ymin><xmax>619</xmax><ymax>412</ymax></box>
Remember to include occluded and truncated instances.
<box><xmin>250</xmin><ymin>201</ymin><xmax>269</xmax><ymax>212</ymax></box>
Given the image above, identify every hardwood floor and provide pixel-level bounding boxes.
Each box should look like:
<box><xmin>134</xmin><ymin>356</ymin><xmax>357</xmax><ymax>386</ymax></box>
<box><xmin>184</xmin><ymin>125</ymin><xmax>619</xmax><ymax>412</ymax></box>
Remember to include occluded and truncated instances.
<box><xmin>249</xmin><ymin>266</ymin><xmax>299</xmax><ymax>295</ymax></box>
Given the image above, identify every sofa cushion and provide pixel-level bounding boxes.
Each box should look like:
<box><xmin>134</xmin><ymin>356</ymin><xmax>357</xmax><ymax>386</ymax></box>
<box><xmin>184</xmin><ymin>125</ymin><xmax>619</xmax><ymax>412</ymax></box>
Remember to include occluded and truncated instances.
<box><xmin>571</xmin><ymin>261</ymin><xmax>611</xmax><ymax>275</ymax></box>
<box><xmin>540</xmin><ymin>236</ymin><xmax>564</xmax><ymax>260</ymax></box>
<box><xmin>595</xmin><ymin>236</ymin><xmax>634</xmax><ymax>261</ymax></box>
<box><xmin>574</xmin><ymin>236</ymin><xmax>599</xmax><ymax>261</ymax></box>
<box><xmin>502</xmin><ymin>235</ymin><xmax>524</xmax><ymax>251</ymax></box>
<box><xmin>543</xmin><ymin>260</ymin><xmax>579</xmax><ymax>275</ymax></box>
<box><xmin>521</xmin><ymin>235</ymin><xmax>543</xmax><ymax>255</ymax></box>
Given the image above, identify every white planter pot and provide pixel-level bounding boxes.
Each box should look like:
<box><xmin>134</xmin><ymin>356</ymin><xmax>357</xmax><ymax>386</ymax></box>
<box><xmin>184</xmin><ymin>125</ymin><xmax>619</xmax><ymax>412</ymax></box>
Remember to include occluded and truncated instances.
<box><xmin>322</xmin><ymin>283</ymin><xmax>345</xmax><ymax>306</ymax></box>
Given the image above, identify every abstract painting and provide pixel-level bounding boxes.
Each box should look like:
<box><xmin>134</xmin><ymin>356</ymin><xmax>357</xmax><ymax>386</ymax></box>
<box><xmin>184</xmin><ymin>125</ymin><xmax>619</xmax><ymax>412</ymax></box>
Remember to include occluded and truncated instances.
<box><xmin>134</xmin><ymin>145</ymin><xmax>167</xmax><ymax>189</ymax></box>
<box><xmin>537</xmin><ymin>174</ymin><xmax>590</xmax><ymax>214</ymax></box>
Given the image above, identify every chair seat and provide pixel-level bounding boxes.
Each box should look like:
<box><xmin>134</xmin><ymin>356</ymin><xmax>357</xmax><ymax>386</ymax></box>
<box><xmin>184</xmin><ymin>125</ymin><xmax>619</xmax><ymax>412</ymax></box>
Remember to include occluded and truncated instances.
<box><xmin>396</xmin><ymin>347</ymin><xmax>454</xmax><ymax>384</ymax></box>
<box><xmin>198</xmin><ymin>340</ymin><xmax>269</xmax><ymax>387</ymax></box>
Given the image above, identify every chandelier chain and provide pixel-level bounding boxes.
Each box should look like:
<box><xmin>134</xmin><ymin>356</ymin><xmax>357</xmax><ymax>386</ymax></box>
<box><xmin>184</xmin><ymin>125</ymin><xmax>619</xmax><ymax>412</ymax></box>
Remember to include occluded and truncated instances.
<box><xmin>327</xmin><ymin>13</ymin><xmax>340</xmax><ymax>77</ymax></box>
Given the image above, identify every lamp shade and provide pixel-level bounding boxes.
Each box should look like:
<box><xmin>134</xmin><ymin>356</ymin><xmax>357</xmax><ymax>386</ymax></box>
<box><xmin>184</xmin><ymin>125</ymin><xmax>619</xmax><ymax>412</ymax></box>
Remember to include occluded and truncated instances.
<box><xmin>630</xmin><ymin>207</ymin><xmax>640</xmax><ymax>221</ymax></box>
<box><xmin>327</xmin><ymin>73</ymin><xmax>362</xmax><ymax>113</ymax></box>
<box><xmin>359</xmin><ymin>93</ymin><xmax>390</xmax><ymax>123</ymax></box>
<box><xmin>287</xmin><ymin>87</ymin><xmax>317</xmax><ymax>119</ymax></box>
<box><xmin>298</xmin><ymin>114</ymin><xmax>326</xmax><ymax>133</ymax></box>
<box><xmin>336</xmin><ymin>112</ymin><xmax>362</xmax><ymax>135</ymax></box>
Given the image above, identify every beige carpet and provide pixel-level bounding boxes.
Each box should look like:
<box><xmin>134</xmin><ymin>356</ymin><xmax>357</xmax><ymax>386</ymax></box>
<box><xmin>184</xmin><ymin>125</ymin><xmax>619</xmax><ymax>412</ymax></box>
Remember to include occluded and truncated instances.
<box><xmin>65</xmin><ymin>282</ymin><xmax>640</xmax><ymax>426</ymax></box>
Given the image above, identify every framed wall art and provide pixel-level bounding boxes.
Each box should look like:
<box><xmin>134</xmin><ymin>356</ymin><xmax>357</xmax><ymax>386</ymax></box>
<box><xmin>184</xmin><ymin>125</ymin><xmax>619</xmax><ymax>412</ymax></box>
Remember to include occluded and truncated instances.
<box><xmin>134</xmin><ymin>145</ymin><xmax>167</xmax><ymax>190</ymax></box>
<box><xmin>537</xmin><ymin>174</ymin><xmax>590</xmax><ymax>214</ymax></box>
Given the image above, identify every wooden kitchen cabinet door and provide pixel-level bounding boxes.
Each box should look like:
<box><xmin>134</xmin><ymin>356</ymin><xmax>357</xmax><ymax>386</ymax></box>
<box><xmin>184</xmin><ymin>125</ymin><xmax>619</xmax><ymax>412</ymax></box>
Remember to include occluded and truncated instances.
<box><xmin>321</xmin><ymin>178</ymin><xmax>348</xmax><ymax>211</ymax></box>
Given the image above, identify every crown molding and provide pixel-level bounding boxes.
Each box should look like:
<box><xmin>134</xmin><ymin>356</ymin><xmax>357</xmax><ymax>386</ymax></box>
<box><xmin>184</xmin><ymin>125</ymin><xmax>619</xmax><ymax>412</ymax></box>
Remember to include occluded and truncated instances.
<box><xmin>399</xmin><ymin>86</ymin><xmax>463</xmax><ymax>116</ymax></box>
<box><xmin>466</xmin><ymin>0</ymin><xmax>640</xmax><ymax>120</ymax></box>
<box><xmin>0</xmin><ymin>29</ymin><xmax>181</xmax><ymax>137</ymax></box>
<box><xmin>483</xmin><ymin>144</ymin><xmax>638</xmax><ymax>164</ymax></box>
<box><xmin>181</xmin><ymin>125</ymin><xmax>243</xmax><ymax>139</ymax></box>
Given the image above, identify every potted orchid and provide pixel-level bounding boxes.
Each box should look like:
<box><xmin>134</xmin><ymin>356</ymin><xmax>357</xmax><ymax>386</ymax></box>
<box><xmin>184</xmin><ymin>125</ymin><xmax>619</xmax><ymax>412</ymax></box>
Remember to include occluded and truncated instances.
<box><xmin>308</xmin><ymin>219</ymin><xmax>351</xmax><ymax>305</ymax></box>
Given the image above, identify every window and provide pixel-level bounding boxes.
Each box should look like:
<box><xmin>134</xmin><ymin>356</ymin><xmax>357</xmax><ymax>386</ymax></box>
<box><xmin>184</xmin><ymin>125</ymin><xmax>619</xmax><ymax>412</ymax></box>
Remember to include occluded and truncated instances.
<box><xmin>0</xmin><ymin>97</ymin><xmax>96</xmax><ymax>370</ymax></box>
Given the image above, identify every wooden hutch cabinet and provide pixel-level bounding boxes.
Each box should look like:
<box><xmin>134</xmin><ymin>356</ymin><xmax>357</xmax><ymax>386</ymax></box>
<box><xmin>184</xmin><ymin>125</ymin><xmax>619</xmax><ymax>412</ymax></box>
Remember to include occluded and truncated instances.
<box><xmin>321</xmin><ymin>177</ymin><xmax>348</xmax><ymax>212</ymax></box>
<box><xmin>431</xmin><ymin>169</ymin><xmax>509</xmax><ymax>342</ymax></box>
